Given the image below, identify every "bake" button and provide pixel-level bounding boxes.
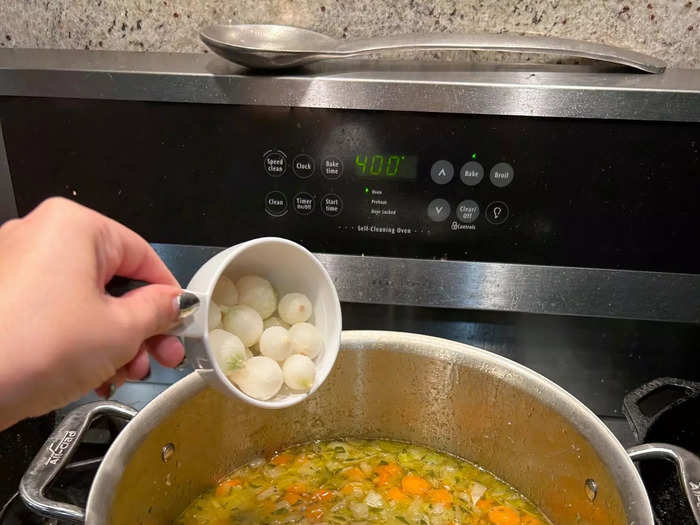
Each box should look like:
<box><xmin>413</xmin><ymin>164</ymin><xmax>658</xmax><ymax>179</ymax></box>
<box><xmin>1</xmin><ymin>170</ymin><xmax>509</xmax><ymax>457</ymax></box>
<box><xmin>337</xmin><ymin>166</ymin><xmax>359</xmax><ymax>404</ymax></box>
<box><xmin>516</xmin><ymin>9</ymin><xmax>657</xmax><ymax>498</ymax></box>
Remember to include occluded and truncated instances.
<box><xmin>321</xmin><ymin>193</ymin><xmax>343</xmax><ymax>217</ymax></box>
<box><xmin>264</xmin><ymin>191</ymin><xmax>288</xmax><ymax>217</ymax></box>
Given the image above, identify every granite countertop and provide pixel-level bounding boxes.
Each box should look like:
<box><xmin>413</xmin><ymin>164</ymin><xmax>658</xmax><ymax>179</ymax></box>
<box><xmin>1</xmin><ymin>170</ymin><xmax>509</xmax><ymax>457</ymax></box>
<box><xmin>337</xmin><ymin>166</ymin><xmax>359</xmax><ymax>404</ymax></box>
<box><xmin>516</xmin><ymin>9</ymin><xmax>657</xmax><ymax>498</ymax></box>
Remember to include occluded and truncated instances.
<box><xmin>0</xmin><ymin>0</ymin><xmax>698</xmax><ymax>68</ymax></box>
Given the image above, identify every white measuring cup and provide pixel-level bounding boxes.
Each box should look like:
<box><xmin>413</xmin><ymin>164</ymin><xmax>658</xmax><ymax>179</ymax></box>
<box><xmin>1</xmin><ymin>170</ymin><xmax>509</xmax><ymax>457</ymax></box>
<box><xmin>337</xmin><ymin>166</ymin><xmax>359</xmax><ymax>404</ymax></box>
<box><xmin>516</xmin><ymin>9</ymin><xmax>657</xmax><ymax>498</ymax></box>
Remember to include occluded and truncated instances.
<box><xmin>171</xmin><ymin>237</ymin><xmax>342</xmax><ymax>409</ymax></box>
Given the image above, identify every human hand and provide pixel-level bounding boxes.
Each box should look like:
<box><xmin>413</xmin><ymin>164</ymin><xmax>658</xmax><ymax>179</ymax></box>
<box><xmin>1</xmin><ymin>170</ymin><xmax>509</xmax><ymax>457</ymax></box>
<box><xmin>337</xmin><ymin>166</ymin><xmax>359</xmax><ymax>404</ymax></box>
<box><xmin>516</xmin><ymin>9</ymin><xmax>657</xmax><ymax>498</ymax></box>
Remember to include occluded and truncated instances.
<box><xmin>0</xmin><ymin>198</ymin><xmax>184</xmax><ymax>430</ymax></box>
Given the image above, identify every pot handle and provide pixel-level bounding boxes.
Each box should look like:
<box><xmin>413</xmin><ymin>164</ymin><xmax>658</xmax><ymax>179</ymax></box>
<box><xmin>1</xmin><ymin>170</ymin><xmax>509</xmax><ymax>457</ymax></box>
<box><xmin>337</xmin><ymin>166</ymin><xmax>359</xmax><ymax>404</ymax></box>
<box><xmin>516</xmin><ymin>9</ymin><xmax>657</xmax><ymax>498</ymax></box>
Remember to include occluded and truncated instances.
<box><xmin>19</xmin><ymin>401</ymin><xmax>137</xmax><ymax>523</ymax></box>
<box><xmin>622</xmin><ymin>377</ymin><xmax>700</xmax><ymax>440</ymax></box>
<box><xmin>628</xmin><ymin>442</ymin><xmax>700</xmax><ymax>525</ymax></box>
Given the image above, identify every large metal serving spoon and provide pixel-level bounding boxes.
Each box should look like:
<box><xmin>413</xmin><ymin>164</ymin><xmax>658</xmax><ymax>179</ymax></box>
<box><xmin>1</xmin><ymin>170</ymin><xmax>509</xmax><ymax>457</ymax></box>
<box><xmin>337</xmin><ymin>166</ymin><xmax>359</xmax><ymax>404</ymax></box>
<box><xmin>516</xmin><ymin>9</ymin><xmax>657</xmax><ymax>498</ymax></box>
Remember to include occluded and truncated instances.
<box><xmin>200</xmin><ymin>24</ymin><xmax>666</xmax><ymax>73</ymax></box>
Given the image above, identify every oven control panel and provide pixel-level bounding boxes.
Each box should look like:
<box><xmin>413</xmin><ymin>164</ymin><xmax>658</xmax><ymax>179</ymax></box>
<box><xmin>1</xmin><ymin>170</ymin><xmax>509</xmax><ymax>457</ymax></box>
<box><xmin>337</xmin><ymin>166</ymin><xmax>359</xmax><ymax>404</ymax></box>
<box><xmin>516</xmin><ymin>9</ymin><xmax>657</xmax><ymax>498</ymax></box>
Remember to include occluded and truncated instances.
<box><xmin>2</xmin><ymin>99</ymin><xmax>699</xmax><ymax>273</ymax></box>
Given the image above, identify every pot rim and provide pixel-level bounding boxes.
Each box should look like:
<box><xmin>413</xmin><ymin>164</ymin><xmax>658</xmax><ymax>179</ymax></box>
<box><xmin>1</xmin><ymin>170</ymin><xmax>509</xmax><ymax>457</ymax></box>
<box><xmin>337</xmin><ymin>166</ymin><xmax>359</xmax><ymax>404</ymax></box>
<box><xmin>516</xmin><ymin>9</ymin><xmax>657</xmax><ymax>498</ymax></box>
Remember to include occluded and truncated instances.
<box><xmin>86</xmin><ymin>330</ymin><xmax>653</xmax><ymax>524</ymax></box>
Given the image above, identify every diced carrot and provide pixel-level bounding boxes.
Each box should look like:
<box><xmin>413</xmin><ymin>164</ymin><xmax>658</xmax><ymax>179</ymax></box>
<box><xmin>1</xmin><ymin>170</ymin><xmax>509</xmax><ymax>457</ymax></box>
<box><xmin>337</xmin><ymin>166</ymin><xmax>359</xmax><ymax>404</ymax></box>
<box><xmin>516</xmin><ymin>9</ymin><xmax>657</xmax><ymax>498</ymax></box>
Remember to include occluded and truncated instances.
<box><xmin>286</xmin><ymin>482</ymin><xmax>307</xmax><ymax>493</ymax></box>
<box><xmin>401</xmin><ymin>474</ymin><xmax>431</xmax><ymax>495</ymax></box>
<box><xmin>520</xmin><ymin>514</ymin><xmax>542</xmax><ymax>525</ymax></box>
<box><xmin>214</xmin><ymin>478</ymin><xmax>242</xmax><ymax>497</ymax></box>
<box><xmin>477</xmin><ymin>497</ymin><xmax>493</xmax><ymax>512</ymax></box>
<box><xmin>305</xmin><ymin>504</ymin><xmax>325</xmax><ymax>522</ymax></box>
<box><xmin>427</xmin><ymin>488</ymin><xmax>453</xmax><ymax>506</ymax></box>
<box><xmin>343</xmin><ymin>466</ymin><xmax>366</xmax><ymax>481</ymax></box>
<box><xmin>270</xmin><ymin>452</ymin><xmax>294</xmax><ymax>465</ymax></box>
<box><xmin>313</xmin><ymin>489</ymin><xmax>335</xmax><ymax>502</ymax></box>
<box><xmin>488</xmin><ymin>505</ymin><xmax>521</xmax><ymax>525</ymax></box>
<box><xmin>386</xmin><ymin>486</ymin><xmax>408</xmax><ymax>501</ymax></box>
<box><xmin>284</xmin><ymin>491</ymin><xmax>301</xmax><ymax>505</ymax></box>
<box><xmin>374</xmin><ymin>462</ymin><xmax>403</xmax><ymax>486</ymax></box>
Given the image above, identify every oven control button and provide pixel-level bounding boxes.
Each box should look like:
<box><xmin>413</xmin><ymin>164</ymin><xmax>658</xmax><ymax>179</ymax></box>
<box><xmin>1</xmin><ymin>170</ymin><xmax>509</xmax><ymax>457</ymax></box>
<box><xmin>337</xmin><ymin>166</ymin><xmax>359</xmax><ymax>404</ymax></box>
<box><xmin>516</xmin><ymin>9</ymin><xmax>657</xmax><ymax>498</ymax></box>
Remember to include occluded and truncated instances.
<box><xmin>293</xmin><ymin>154</ymin><xmax>315</xmax><ymax>179</ymax></box>
<box><xmin>321</xmin><ymin>193</ymin><xmax>343</xmax><ymax>217</ymax></box>
<box><xmin>322</xmin><ymin>157</ymin><xmax>343</xmax><ymax>180</ymax></box>
<box><xmin>293</xmin><ymin>192</ymin><xmax>315</xmax><ymax>215</ymax></box>
<box><xmin>264</xmin><ymin>150</ymin><xmax>287</xmax><ymax>177</ymax></box>
<box><xmin>430</xmin><ymin>160</ymin><xmax>454</xmax><ymax>185</ymax></box>
<box><xmin>485</xmin><ymin>201</ymin><xmax>509</xmax><ymax>225</ymax></box>
<box><xmin>265</xmin><ymin>191</ymin><xmax>288</xmax><ymax>217</ymax></box>
<box><xmin>427</xmin><ymin>198</ymin><xmax>451</xmax><ymax>222</ymax></box>
<box><xmin>489</xmin><ymin>162</ymin><xmax>514</xmax><ymax>187</ymax></box>
<box><xmin>459</xmin><ymin>161</ymin><xmax>484</xmax><ymax>186</ymax></box>
<box><xmin>456</xmin><ymin>199</ymin><xmax>480</xmax><ymax>223</ymax></box>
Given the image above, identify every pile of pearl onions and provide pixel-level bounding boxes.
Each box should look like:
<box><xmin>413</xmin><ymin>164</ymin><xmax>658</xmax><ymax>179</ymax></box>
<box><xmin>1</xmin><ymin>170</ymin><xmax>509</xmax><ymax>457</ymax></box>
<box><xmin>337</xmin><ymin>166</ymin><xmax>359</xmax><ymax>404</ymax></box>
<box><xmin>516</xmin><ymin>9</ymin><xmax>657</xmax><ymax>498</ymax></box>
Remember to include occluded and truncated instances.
<box><xmin>278</xmin><ymin>293</ymin><xmax>313</xmax><ymax>324</ymax></box>
<box><xmin>229</xmin><ymin>356</ymin><xmax>283</xmax><ymax>400</ymax></box>
<box><xmin>223</xmin><ymin>305</ymin><xmax>263</xmax><ymax>347</ymax></box>
<box><xmin>282</xmin><ymin>354</ymin><xmax>316</xmax><ymax>391</ymax></box>
<box><xmin>288</xmin><ymin>322</ymin><xmax>323</xmax><ymax>359</ymax></box>
<box><xmin>237</xmin><ymin>275</ymin><xmax>277</xmax><ymax>319</ymax></box>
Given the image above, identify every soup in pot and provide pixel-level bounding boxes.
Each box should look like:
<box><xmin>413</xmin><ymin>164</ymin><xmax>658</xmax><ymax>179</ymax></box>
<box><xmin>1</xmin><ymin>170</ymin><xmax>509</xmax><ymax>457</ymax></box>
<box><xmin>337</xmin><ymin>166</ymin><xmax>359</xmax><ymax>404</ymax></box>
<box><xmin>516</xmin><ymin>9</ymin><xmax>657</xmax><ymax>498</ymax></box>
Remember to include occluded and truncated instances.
<box><xmin>175</xmin><ymin>439</ymin><xmax>551</xmax><ymax>525</ymax></box>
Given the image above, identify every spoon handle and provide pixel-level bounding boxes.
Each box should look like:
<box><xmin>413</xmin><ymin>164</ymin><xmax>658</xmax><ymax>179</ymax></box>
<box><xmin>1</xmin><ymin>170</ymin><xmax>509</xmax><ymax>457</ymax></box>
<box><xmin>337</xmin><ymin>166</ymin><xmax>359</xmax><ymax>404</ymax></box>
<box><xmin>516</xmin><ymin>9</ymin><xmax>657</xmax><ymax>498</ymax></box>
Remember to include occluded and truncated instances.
<box><xmin>336</xmin><ymin>32</ymin><xmax>665</xmax><ymax>74</ymax></box>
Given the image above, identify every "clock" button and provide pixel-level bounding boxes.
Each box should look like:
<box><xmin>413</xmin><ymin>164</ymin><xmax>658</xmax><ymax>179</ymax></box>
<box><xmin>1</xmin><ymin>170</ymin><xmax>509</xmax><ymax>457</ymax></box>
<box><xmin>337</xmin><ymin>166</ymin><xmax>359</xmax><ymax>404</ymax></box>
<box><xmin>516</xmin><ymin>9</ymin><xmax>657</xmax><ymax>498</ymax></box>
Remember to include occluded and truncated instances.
<box><xmin>264</xmin><ymin>191</ymin><xmax>288</xmax><ymax>217</ymax></box>
<box><xmin>321</xmin><ymin>194</ymin><xmax>343</xmax><ymax>217</ymax></box>
<box><xmin>293</xmin><ymin>154</ymin><xmax>315</xmax><ymax>179</ymax></box>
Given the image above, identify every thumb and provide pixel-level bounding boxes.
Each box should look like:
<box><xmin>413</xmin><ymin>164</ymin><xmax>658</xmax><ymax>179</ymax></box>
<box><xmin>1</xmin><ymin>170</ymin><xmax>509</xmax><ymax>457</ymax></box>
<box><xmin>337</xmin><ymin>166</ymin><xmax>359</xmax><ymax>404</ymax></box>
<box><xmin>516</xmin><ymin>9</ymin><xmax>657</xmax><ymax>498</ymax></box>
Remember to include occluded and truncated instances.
<box><xmin>115</xmin><ymin>284</ymin><xmax>181</xmax><ymax>340</ymax></box>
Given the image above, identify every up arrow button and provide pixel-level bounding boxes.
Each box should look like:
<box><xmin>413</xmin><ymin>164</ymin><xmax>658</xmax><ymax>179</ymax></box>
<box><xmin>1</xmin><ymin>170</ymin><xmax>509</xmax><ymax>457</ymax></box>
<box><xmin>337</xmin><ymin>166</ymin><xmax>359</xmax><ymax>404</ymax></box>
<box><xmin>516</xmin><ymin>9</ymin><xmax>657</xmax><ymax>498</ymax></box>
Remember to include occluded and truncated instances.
<box><xmin>430</xmin><ymin>160</ymin><xmax>454</xmax><ymax>185</ymax></box>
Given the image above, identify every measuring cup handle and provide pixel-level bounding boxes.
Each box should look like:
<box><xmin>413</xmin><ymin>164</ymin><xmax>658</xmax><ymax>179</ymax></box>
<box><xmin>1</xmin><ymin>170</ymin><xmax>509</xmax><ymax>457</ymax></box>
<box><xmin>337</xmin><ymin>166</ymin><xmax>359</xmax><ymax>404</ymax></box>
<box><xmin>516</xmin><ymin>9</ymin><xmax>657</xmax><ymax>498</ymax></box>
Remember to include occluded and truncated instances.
<box><xmin>168</xmin><ymin>290</ymin><xmax>209</xmax><ymax>338</ymax></box>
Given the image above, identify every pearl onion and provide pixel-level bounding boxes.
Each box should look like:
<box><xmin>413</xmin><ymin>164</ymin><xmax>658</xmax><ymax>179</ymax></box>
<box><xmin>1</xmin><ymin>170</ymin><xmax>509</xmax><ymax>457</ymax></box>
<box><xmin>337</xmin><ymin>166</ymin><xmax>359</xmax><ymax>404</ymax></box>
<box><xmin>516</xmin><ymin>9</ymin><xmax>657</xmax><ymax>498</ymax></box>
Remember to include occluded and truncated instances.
<box><xmin>263</xmin><ymin>316</ymin><xmax>290</xmax><ymax>330</ymax></box>
<box><xmin>278</xmin><ymin>293</ymin><xmax>313</xmax><ymax>324</ymax></box>
<box><xmin>208</xmin><ymin>302</ymin><xmax>222</xmax><ymax>330</ymax></box>
<box><xmin>259</xmin><ymin>326</ymin><xmax>292</xmax><ymax>362</ymax></box>
<box><xmin>229</xmin><ymin>356</ymin><xmax>283</xmax><ymax>400</ymax></box>
<box><xmin>282</xmin><ymin>354</ymin><xmax>316</xmax><ymax>391</ymax></box>
<box><xmin>208</xmin><ymin>329</ymin><xmax>247</xmax><ymax>374</ymax></box>
<box><xmin>288</xmin><ymin>322</ymin><xmax>323</xmax><ymax>359</ymax></box>
<box><xmin>236</xmin><ymin>275</ymin><xmax>277</xmax><ymax>319</ymax></box>
<box><xmin>212</xmin><ymin>275</ymin><xmax>238</xmax><ymax>306</ymax></box>
<box><xmin>223</xmin><ymin>305</ymin><xmax>263</xmax><ymax>347</ymax></box>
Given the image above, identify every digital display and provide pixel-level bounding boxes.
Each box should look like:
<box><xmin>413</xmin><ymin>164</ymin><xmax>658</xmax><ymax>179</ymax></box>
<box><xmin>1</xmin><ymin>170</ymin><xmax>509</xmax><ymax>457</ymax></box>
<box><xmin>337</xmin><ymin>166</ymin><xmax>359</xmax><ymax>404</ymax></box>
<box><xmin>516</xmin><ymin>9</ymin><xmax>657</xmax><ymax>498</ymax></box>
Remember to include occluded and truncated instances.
<box><xmin>353</xmin><ymin>153</ymin><xmax>417</xmax><ymax>180</ymax></box>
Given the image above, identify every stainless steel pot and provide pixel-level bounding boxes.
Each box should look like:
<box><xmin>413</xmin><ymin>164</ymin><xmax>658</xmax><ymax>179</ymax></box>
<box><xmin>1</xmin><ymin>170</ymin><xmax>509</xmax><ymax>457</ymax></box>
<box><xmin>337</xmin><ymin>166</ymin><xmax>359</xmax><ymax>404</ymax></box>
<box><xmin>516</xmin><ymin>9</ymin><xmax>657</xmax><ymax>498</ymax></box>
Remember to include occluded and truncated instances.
<box><xmin>21</xmin><ymin>331</ymin><xmax>656</xmax><ymax>524</ymax></box>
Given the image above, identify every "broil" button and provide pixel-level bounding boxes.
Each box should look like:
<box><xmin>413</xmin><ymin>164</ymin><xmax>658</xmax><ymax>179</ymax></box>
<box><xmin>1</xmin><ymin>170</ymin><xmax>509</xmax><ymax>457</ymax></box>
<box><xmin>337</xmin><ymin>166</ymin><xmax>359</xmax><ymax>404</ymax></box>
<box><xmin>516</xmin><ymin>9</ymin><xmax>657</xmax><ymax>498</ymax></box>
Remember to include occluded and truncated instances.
<box><xmin>264</xmin><ymin>191</ymin><xmax>288</xmax><ymax>217</ymax></box>
<box><xmin>321</xmin><ymin>193</ymin><xmax>343</xmax><ymax>217</ymax></box>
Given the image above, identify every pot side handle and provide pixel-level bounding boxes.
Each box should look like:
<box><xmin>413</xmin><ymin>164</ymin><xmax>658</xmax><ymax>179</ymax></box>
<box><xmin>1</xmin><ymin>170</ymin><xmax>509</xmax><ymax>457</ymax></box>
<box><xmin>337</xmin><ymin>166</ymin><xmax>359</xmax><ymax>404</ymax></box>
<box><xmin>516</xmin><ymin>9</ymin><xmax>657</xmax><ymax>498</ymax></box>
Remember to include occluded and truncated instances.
<box><xmin>628</xmin><ymin>442</ymin><xmax>700</xmax><ymax>525</ymax></box>
<box><xmin>19</xmin><ymin>401</ymin><xmax>137</xmax><ymax>523</ymax></box>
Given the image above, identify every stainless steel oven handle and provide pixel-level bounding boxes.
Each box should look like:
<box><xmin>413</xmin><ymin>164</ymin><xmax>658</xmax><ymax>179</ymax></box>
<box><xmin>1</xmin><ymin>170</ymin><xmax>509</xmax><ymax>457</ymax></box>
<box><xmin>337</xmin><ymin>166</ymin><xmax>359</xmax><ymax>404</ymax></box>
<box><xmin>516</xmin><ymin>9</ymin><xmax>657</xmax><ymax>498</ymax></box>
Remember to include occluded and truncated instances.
<box><xmin>19</xmin><ymin>401</ymin><xmax>137</xmax><ymax>523</ymax></box>
<box><xmin>628</xmin><ymin>443</ymin><xmax>700</xmax><ymax>525</ymax></box>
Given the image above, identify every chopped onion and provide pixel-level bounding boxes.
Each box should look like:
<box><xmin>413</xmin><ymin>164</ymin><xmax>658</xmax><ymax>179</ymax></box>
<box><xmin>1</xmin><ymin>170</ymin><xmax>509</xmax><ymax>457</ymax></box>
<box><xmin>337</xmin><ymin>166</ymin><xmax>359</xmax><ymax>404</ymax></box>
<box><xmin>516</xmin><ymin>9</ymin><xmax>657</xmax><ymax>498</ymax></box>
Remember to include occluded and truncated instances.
<box><xmin>248</xmin><ymin>456</ymin><xmax>265</xmax><ymax>469</ymax></box>
<box><xmin>282</xmin><ymin>354</ymin><xmax>316</xmax><ymax>391</ymax></box>
<box><xmin>470</xmin><ymin>482</ymin><xmax>487</xmax><ymax>506</ymax></box>
<box><xmin>228</xmin><ymin>356</ymin><xmax>283</xmax><ymax>400</ymax></box>
<box><xmin>222</xmin><ymin>305</ymin><xmax>263</xmax><ymax>347</ymax></box>
<box><xmin>208</xmin><ymin>329</ymin><xmax>246</xmax><ymax>374</ymax></box>
<box><xmin>349</xmin><ymin>501</ymin><xmax>369</xmax><ymax>519</ymax></box>
<box><xmin>257</xmin><ymin>486</ymin><xmax>277</xmax><ymax>500</ymax></box>
<box><xmin>212</xmin><ymin>275</ymin><xmax>238</xmax><ymax>306</ymax></box>
<box><xmin>236</xmin><ymin>275</ymin><xmax>277</xmax><ymax>319</ymax></box>
<box><xmin>288</xmin><ymin>322</ymin><xmax>323</xmax><ymax>359</ymax></box>
<box><xmin>364</xmin><ymin>490</ymin><xmax>383</xmax><ymax>508</ymax></box>
<box><xmin>278</xmin><ymin>292</ymin><xmax>313</xmax><ymax>324</ymax></box>
<box><xmin>359</xmin><ymin>462</ymin><xmax>373</xmax><ymax>475</ymax></box>
<box><xmin>259</xmin><ymin>326</ymin><xmax>292</xmax><ymax>362</ymax></box>
<box><xmin>208</xmin><ymin>302</ymin><xmax>222</xmax><ymax>330</ymax></box>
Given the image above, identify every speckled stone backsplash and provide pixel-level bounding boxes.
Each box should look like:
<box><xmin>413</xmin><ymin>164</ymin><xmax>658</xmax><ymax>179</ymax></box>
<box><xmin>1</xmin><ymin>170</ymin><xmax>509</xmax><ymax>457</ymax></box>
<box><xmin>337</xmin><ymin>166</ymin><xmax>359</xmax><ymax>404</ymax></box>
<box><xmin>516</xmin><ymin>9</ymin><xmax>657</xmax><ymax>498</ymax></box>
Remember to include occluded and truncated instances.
<box><xmin>0</xmin><ymin>0</ymin><xmax>698</xmax><ymax>68</ymax></box>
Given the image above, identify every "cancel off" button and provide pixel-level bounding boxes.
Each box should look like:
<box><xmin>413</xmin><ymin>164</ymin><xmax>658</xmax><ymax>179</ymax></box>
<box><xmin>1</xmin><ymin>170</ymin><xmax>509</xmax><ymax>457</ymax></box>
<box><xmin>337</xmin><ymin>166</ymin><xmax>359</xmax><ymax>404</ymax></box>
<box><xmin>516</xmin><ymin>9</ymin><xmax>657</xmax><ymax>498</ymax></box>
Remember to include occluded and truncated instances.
<box><xmin>321</xmin><ymin>193</ymin><xmax>343</xmax><ymax>217</ymax></box>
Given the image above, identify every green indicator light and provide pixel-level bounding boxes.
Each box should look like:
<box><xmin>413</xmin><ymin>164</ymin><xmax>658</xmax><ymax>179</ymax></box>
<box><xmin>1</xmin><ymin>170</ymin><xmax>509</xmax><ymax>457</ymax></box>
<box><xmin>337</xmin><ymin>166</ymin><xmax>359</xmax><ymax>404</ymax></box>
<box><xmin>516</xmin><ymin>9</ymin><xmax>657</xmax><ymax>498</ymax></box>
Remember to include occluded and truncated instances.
<box><xmin>364</xmin><ymin>187</ymin><xmax>369</xmax><ymax>193</ymax></box>
<box><xmin>472</xmin><ymin>153</ymin><xmax>477</xmax><ymax>159</ymax></box>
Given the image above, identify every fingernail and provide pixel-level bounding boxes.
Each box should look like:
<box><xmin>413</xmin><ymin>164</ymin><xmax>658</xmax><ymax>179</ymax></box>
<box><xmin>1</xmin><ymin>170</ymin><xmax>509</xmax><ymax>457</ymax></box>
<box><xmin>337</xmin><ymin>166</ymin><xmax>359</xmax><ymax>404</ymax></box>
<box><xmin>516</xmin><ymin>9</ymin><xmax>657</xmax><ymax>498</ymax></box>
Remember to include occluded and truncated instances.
<box><xmin>106</xmin><ymin>383</ymin><xmax>116</xmax><ymax>399</ymax></box>
<box><xmin>176</xmin><ymin>292</ymin><xmax>200</xmax><ymax>319</ymax></box>
<box><xmin>142</xmin><ymin>369</ymin><xmax>151</xmax><ymax>381</ymax></box>
<box><xmin>171</xmin><ymin>295</ymin><xmax>182</xmax><ymax>319</ymax></box>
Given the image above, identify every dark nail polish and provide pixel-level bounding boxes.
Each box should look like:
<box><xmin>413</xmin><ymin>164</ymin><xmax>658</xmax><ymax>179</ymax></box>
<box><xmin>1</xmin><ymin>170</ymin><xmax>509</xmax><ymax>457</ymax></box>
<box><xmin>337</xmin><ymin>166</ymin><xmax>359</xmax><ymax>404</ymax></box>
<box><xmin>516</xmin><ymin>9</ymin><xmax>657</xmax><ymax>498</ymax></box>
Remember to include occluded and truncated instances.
<box><xmin>143</xmin><ymin>369</ymin><xmax>152</xmax><ymax>381</ymax></box>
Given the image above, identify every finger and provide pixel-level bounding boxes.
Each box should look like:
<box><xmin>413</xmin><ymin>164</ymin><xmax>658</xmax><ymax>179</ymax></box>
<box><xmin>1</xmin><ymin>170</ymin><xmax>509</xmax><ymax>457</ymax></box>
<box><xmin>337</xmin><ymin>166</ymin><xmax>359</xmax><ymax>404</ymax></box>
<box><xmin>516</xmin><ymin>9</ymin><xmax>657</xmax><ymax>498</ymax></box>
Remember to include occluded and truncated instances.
<box><xmin>98</xmin><ymin>214</ymin><xmax>179</xmax><ymax>287</ymax></box>
<box><xmin>114</xmin><ymin>283</ymin><xmax>181</xmax><ymax>340</ymax></box>
<box><xmin>145</xmin><ymin>335</ymin><xmax>185</xmax><ymax>368</ymax></box>
<box><xmin>125</xmin><ymin>346</ymin><xmax>151</xmax><ymax>380</ymax></box>
<box><xmin>94</xmin><ymin>367</ymin><xmax>129</xmax><ymax>398</ymax></box>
